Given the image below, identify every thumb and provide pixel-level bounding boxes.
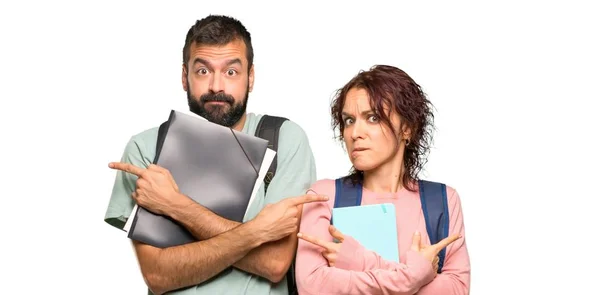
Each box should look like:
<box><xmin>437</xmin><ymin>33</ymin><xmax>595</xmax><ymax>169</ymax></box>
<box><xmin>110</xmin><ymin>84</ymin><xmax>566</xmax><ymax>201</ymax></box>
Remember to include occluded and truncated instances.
<box><xmin>329</xmin><ymin>225</ymin><xmax>344</xmax><ymax>242</ymax></box>
<box><xmin>411</xmin><ymin>231</ymin><xmax>421</xmax><ymax>251</ymax></box>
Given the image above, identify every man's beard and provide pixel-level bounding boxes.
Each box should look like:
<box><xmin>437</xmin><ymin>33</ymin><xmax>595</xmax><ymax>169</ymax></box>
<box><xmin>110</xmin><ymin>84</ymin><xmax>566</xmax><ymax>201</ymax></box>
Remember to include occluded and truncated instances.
<box><xmin>187</xmin><ymin>87</ymin><xmax>249</xmax><ymax>128</ymax></box>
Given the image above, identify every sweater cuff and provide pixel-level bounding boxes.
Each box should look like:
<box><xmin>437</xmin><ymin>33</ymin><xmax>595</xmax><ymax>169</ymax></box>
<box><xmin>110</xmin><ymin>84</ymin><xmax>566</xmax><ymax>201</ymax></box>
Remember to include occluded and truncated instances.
<box><xmin>406</xmin><ymin>250</ymin><xmax>436</xmax><ymax>285</ymax></box>
<box><xmin>335</xmin><ymin>236</ymin><xmax>365</xmax><ymax>271</ymax></box>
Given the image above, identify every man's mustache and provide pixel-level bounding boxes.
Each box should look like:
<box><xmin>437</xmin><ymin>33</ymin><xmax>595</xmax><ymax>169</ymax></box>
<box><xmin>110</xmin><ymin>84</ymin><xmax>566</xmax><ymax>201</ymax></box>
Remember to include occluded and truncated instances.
<box><xmin>200</xmin><ymin>92</ymin><xmax>235</xmax><ymax>105</ymax></box>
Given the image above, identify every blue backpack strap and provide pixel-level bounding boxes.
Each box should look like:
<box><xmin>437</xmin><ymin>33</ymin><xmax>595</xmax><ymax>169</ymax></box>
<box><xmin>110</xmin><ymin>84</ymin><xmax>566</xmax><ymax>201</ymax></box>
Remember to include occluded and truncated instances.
<box><xmin>334</xmin><ymin>178</ymin><xmax>363</xmax><ymax>208</ymax></box>
<box><xmin>418</xmin><ymin>180</ymin><xmax>450</xmax><ymax>274</ymax></box>
<box><xmin>331</xmin><ymin>178</ymin><xmax>363</xmax><ymax>224</ymax></box>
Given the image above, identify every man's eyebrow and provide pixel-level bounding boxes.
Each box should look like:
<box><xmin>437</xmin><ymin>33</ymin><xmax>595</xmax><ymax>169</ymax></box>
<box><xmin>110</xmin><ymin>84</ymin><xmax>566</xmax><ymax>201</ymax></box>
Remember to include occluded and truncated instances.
<box><xmin>225</xmin><ymin>58</ymin><xmax>242</xmax><ymax>66</ymax></box>
<box><xmin>193</xmin><ymin>58</ymin><xmax>212</xmax><ymax>70</ymax></box>
<box><xmin>193</xmin><ymin>58</ymin><xmax>242</xmax><ymax>68</ymax></box>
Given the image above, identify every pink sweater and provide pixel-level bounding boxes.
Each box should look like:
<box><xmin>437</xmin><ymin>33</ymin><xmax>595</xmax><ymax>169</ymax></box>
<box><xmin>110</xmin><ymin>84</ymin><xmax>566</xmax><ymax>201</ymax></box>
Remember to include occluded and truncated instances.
<box><xmin>295</xmin><ymin>179</ymin><xmax>470</xmax><ymax>295</ymax></box>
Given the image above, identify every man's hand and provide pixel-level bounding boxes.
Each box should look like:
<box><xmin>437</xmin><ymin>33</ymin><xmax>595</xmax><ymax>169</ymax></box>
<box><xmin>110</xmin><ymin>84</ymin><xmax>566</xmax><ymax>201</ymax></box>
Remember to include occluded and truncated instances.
<box><xmin>411</xmin><ymin>231</ymin><xmax>461</xmax><ymax>273</ymax></box>
<box><xmin>109</xmin><ymin>162</ymin><xmax>189</xmax><ymax>216</ymax></box>
<box><xmin>432</xmin><ymin>255</ymin><xmax>440</xmax><ymax>274</ymax></box>
<box><xmin>297</xmin><ymin>225</ymin><xmax>345</xmax><ymax>267</ymax></box>
<box><xmin>250</xmin><ymin>194</ymin><xmax>329</xmax><ymax>243</ymax></box>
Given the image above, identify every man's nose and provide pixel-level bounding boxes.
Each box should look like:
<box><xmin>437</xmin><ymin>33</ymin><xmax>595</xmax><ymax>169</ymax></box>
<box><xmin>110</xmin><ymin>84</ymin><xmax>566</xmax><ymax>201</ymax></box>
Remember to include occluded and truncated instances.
<box><xmin>209</xmin><ymin>73</ymin><xmax>224</xmax><ymax>93</ymax></box>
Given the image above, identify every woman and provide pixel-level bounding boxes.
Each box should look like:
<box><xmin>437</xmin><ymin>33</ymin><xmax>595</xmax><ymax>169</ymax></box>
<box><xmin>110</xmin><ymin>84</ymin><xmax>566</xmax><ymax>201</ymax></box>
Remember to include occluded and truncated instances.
<box><xmin>294</xmin><ymin>65</ymin><xmax>470</xmax><ymax>294</ymax></box>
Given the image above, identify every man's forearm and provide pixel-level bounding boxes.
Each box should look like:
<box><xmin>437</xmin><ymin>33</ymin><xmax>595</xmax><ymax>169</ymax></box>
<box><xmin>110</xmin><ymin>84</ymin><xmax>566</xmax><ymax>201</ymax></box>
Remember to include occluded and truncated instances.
<box><xmin>171</xmin><ymin>200</ymin><xmax>294</xmax><ymax>282</ymax></box>
<box><xmin>136</xmin><ymin>221</ymin><xmax>264</xmax><ymax>295</ymax></box>
<box><xmin>171</xmin><ymin>200</ymin><xmax>237</xmax><ymax>239</ymax></box>
<box><xmin>234</xmin><ymin>232</ymin><xmax>297</xmax><ymax>282</ymax></box>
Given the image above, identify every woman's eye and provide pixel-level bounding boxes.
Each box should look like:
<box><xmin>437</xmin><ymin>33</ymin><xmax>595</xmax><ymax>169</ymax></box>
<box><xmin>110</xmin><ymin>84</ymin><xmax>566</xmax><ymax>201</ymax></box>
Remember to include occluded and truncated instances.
<box><xmin>344</xmin><ymin>118</ymin><xmax>354</xmax><ymax>125</ymax></box>
<box><xmin>368</xmin><ymin>115</ymin><xmax>379</xmax><ymax>123</ymax></box>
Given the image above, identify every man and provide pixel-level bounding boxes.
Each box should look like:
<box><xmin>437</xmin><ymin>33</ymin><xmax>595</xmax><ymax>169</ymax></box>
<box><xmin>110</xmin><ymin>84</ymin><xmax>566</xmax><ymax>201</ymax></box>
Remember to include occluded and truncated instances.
<box><xmin>104</xmin><ymin>15</ymin><xmax>322</xmax><ymax>295</ymax></box>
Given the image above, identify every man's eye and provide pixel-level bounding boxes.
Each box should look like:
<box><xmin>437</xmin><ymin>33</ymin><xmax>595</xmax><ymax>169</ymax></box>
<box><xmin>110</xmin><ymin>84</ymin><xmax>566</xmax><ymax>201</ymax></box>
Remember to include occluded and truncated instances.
<box><xmin>226</xmin><ymin>69</ymin><xmax>237</xmax><ymax>76</ymax></box>
<box><xmin>197</xmin><ymin>68</ymin><xmax>208</xmax><ymax>75</ymax></box>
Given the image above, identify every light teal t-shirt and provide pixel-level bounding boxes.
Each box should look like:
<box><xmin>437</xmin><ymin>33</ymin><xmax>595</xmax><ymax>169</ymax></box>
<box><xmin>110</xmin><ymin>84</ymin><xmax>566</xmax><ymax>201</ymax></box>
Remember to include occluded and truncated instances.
<box><xmin>104</xmin><ymin>112</ymin><xmax>317</xmax><ymax>295</ymax></box>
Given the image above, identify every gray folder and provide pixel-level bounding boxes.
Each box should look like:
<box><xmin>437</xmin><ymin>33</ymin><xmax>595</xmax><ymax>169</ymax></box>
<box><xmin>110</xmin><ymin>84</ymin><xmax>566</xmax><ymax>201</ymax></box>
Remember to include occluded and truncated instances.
<box><xmin>127</xmin><ymin>110</ymin><xmax>269</xmax><ymax>248</ymax></box>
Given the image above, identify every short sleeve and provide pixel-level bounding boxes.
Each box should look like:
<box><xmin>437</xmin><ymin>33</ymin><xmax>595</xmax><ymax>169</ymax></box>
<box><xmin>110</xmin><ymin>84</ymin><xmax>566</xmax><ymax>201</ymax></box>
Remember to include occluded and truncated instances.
<box><xmin>263</xmin><ymin>120</ymin><xmax>317</xmax><ymax>204</ymax></box>
<box><xmin>103</xmin><ymin>137</ymin><xmax>152</xmax><ymax>230</ymax></box>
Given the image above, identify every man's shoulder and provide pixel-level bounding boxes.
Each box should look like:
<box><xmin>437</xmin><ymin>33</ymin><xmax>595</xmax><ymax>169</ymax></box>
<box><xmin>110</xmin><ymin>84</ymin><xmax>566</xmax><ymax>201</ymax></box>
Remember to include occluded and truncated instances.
<box><xmin>279</xmin><ymin>117</ymin><xmax>306</xmax><ymax>135</ymax></box>
<box><xmin>130</xmin><ymin>126</ymin><xmax>160</xmax><ymax>143</ymax></box>
<box><xmin>124</xmin><ymin>125</ymin><xmax>159</xmax><ymax>147</ymax></box>
<box><xmin>250</xmin><ymin>112</ymin><xmax>305</xmax><ymax>131</ymax></box>
<box><xmin>251</xmin><ymin>113</ymin><xmax>310</xmax><ymax>145</ymax></box>
<box><xmin>119</xmin><ymin>126</ymin><xmax>160</xmax><ymax>160</ymax></box>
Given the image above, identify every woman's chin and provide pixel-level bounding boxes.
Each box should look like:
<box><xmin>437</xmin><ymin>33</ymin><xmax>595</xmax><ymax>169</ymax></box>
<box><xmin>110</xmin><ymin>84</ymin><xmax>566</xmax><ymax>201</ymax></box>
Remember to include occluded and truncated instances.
<box><xmin>351</xmin><ymin>160</ymin><xmax>377</xmax><ymax>172</ymax></box>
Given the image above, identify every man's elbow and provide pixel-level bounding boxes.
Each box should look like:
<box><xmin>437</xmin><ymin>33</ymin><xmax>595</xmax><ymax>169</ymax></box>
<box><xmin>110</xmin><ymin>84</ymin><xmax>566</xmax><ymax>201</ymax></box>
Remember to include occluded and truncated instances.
<box><xmin>265</xmin><ymin>260</ymin><xmax>289</xmax><ymax>283</ymax></box>
<box><xmin>143</xmin><ymin>272</ymin><xmax>169</xmax><ymax>295</ymax></box>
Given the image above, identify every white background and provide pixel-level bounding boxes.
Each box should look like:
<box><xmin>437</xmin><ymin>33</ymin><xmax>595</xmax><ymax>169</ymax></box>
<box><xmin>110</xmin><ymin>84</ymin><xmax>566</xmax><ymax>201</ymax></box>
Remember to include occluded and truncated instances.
<box><xmin>1</xmin><ymin>0</ymin><xmax>598</xmax><ymax>294</ymax></box>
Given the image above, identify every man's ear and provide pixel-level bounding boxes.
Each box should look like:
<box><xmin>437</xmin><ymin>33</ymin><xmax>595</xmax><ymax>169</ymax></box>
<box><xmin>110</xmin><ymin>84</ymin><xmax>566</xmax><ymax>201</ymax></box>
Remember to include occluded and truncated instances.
<box><xmin>181</xmin><ymin>64</ymin><xmax>188</xmax><ymax>91</ymax></box>
<box><xmin>248</xmin><ymin>64</ymin><xmax>255</xmax><ymax>92</ymax></box>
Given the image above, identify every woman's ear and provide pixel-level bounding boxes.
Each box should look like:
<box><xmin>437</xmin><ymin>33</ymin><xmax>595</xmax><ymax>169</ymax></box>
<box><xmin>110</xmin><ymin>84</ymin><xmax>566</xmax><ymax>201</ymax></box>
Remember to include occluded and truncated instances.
<box><xmin>401</xmin><ymin>124</ymin><xmax>412</xmax><ymax>145</ymax></box>
<box><xmin>400</xmin><ymin>122</ymin><xmax>412</xmax><ymax>140</ymax></box>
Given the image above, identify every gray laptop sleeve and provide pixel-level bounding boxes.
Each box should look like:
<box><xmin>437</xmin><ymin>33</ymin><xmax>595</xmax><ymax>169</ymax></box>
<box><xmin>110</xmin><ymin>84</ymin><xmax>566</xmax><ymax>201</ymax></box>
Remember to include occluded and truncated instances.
<box><xmin>127</xmin><ymin>110</ymin><xmax>269</xmax><ymax>248</ymax></box>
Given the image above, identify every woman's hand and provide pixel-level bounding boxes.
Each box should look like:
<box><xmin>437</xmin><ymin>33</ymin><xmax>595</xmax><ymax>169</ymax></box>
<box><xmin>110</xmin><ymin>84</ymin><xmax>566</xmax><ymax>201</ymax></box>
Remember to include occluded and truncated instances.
<box><xmin>412</xmin><ymin>230</ymin><xmax>461</xmax><ymax>274</ymax></box>
<box><xmin>297</xmin><ymin>225</ymin><xmax>346</xmax><ymax>267</ymax></box>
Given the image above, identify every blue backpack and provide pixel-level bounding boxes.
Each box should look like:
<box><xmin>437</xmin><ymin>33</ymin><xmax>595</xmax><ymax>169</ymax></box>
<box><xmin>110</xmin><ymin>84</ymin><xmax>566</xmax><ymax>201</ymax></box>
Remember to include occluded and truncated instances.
<box><xmin>333</xmin><ymin>177</ymin><xmax>450</xmax><ymax>273</ymax></box>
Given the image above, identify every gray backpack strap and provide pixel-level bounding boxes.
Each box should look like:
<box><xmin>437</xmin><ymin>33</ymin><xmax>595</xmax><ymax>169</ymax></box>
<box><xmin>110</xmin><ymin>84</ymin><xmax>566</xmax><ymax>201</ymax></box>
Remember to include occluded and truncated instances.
<box><xmin>154</xmin><ymin>111</ymin><xmax>176</xmax><ymax>164</ymax></box>
<box><xmin>254</xmin><ymin>114</ymin><xmax>288</xmax><ymax>191</ymax></box>
<box><xmin>255</xmin><ymin>114</ymin><xmax>296</xmax><ymax>294</ymax></box>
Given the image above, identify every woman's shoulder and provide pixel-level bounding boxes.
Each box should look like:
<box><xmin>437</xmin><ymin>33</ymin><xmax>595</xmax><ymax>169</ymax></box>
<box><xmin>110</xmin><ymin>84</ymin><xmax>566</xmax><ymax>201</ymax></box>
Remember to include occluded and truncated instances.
<box><xmin>415</xmin><ymin>180</ymin><xmax>465</xmax><ymax>211</ymax></box>
<box><xmin>444</xmin><ymin>183</ymin><xmax>465</xmax><ymax>209</ymax></box>
<box><xmin>308</xmin><ymin>178</ymin><xmax>336</xmax><ymax>191</ymax></box>
<box><xmin>308</xmin><ymin>179</ymin><xmax>336</xmax><ymax>196</ymax></box>
<box><xmin>428</xmin><ymin>181</ymin><xmax>464</xmax><ymax>209</ymax></box>
<box><xmin>307</xmin><ymin>178</ymin><xmax>337</xmax><ymax>207</ymax></box>
<box><xmin>418</xmin><ymin>180</ymin><xmax>459</xmax><ymax>197</ymax></box>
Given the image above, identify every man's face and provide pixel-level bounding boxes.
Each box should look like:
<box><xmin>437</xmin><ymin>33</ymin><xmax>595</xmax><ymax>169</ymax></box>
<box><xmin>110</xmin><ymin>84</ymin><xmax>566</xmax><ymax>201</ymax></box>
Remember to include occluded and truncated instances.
<box><xmin>182</xmin><ymin>39</ymin><xmax>254</xmax><ymax>128</ymax></box>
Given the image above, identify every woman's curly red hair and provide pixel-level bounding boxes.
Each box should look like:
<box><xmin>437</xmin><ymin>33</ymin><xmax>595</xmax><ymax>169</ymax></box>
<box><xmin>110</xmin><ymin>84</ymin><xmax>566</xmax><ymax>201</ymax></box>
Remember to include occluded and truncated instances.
<box><xmin>330</xmin><ymin>65</ymin><xmax>436</xmax><ymax>192</ymax></box>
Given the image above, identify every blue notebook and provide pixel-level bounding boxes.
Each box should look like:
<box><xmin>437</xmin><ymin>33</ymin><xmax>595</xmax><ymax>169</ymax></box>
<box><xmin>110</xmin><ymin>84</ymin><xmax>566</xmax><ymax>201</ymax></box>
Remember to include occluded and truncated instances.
<box><xmin>332</xmin><ymin>203</ymin><xmax>399</xmax><ymax>262</ymax></box>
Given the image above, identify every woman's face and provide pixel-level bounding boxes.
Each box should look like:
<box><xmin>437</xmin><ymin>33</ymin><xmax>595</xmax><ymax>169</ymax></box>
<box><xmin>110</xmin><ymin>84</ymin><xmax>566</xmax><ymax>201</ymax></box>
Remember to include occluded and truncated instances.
<box><xmin>342</xmin><ymin>87</ymin><xmax>405</xmax><ymax>172</ymax></box>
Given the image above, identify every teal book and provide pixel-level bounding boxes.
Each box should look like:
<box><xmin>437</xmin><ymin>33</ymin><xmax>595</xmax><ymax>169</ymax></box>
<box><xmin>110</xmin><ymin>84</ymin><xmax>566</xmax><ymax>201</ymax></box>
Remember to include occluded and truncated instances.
<box><xmin>332</xmin><ymin>203</ymin><xmax>400</xmax><ymax>262</ymax></box>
